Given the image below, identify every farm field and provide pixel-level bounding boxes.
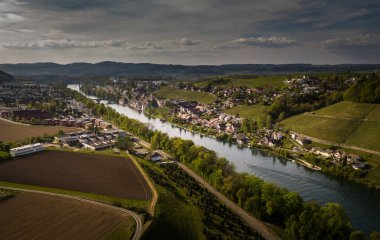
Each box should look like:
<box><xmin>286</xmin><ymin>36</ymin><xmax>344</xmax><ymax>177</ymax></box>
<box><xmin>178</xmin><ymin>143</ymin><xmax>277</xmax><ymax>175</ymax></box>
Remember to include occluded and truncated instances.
<box><xmin>224</xmin><ymin>105</ymin><xmax>269</xmax><ymax>121</ymax></box>
<box><xmin>0</xmin><ymin>118</ymin><xmax>79</xmax><ymax>142</ymax></box>
<box><xmin>0</xmin><ymin>191</ymin><xmax>134</xmax><ymax>240</ymax></box>
<box><xmin>156</xmin><ymin>87</ymin><xmax>216</xmax><ymax>104</ymax></box>
<box><xmin>0</xmin><ymin>151</ymin><xmax>151</xmax><ymax>200</ymax></box>
<box><xmin>280</xmin><ymin>101</ymin><xmax>380</xmax><ymax>151</ymax></box>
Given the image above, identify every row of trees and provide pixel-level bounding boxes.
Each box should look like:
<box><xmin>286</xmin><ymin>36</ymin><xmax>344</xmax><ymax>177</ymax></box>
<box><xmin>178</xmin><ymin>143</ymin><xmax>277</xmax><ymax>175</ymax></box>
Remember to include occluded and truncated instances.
<box><xmin>66</xmin><ymin>88</ymin><xmax>377</xmax><ymax>239</ymax></box>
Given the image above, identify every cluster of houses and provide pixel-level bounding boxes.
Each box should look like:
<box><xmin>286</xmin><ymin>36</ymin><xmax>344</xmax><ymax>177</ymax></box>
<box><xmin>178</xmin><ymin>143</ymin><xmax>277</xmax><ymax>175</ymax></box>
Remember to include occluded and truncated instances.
<box><xmin>258</xmin><ymin>130</ymin><xmax>284</xmax><ymax>147</ymax></box>
<box><xmin>290</xmin><ymin>131</ymin><xmax>367</xmax><ymax>170</ymax></box>
<box><xmin>55</xmin><ymin>128</ymin><xmax>126</xmax><ymax>151</ymax></box>
<box><xmin>311</xmin><ymin>147</ymin><xmax>367</xmax><ymax>170</ymax></box>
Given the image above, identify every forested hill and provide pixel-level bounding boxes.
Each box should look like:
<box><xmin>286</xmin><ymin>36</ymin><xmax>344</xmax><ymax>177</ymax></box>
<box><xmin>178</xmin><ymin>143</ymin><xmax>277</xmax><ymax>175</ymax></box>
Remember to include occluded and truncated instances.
<box><xmin>1</xmin><ymin>62</ymin><xmax>380</xmax><ymax>77</ymax></box>
<box><xmin>344</xmin><ymin>74</ymin><xmax>380</xmax><ymax>103</ymax></box>
<box><xmin>0</xmin><ymin>70</ymin><xmax>15</xmax><ymax>83</ymax></box>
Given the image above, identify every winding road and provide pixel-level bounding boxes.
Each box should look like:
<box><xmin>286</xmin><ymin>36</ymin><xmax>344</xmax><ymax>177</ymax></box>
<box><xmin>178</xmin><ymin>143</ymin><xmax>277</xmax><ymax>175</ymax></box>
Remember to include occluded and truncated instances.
<box><xmin>0</xmin><ymin>186</ymin><xmax>143</xmax><ymax>240</ymax></box>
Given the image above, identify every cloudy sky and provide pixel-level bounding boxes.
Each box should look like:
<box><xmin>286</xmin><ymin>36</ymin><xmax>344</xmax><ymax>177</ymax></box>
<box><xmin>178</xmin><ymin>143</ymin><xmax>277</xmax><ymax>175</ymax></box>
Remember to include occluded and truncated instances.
<box><xmin>0</xmin><ymin>0</ymin><xmax>379</xmax><ymax>65</ymax></box>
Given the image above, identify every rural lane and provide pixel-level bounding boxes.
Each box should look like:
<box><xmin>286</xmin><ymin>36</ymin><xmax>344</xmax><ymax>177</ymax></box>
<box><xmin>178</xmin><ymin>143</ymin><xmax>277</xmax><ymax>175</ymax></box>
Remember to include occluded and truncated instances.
<box><xmin>0</xmin><ymin>186</ymin><xmax>143</xmax><ymax>240</ymax></box>
<box><xmin>135</xmin><ymin>138</ymin><xmax>281</xmax><ymax>240</ymax></box>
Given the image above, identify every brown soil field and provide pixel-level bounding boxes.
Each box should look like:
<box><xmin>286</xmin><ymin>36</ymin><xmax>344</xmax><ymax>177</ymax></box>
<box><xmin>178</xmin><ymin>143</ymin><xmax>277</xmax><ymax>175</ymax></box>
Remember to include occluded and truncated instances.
<box><xmin>0</xmin><ymin>192</ymin><xmax>132</xmax><ymax>240</ymax></box>
<box><xmin>0</xmin><ymin>151</ymin><xmax>151</xmax><ymax>200</ymax></box>
<box><xmin>0</xmin><ymin>118</ymin><xmax>79</xmax><ymax>142</ymax></box>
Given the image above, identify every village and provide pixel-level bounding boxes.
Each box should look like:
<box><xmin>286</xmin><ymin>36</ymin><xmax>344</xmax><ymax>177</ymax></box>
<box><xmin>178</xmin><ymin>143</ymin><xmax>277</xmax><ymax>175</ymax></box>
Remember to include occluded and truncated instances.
<box><xmin>0</xmin><ymin>83</ymin><xmax>168</xmax><ymax>163</ymax></box>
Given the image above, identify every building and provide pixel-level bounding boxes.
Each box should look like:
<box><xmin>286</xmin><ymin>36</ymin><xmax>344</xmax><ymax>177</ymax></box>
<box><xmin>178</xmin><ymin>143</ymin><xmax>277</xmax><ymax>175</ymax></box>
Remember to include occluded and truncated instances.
<box><xmin>9</xmin><ymin>143</ymin><xmax>44</xmax><ymax>157</ymax></box>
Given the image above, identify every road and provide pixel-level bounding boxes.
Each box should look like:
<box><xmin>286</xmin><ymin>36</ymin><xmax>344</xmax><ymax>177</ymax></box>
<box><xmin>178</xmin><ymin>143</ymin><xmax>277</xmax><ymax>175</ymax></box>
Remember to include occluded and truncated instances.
<box><xmin>296</xmin><ymin>132</ymin><xmax>380</xmax><ymax>156</ymax></box>
<box><xmin>135</xmin><ymin>138</ymin><xmax>281</xmax><ymax>240</ymax></box>
<box><xmin>0</xmin><ymin>186</ymin><xmax>143</xmax><ymax>240</ymax></box>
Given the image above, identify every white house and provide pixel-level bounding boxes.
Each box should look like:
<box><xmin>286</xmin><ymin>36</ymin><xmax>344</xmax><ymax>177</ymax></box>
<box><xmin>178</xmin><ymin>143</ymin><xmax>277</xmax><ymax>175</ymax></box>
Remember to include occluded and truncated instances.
<box><xmin>9</xmin><ymin>143</ymin><xmax>44</xmax><ymax>157</ymax></box>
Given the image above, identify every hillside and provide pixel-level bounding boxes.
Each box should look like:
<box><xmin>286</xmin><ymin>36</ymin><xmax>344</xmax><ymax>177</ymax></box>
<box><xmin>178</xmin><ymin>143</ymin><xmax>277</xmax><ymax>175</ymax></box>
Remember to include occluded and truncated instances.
<box><xmin>280</xmin><ymin>101</ymin><xmax>380</xmax><ymax>152</ymax></box>
<box><xmin>155</xmin><ymin>88</ymin><xmax>216</xmax><ymax>104</ymax></box>
<box><xmin>224</xmin><ymin>105</ymin><xmax>269</xmax><ymax>121</ymax></box>
<box><xmin>0</xmin><ymin>71</ymin><xmax>15</xmax><ymax>83</ymax></box>
<box><xmin>1</xmin><ymin>62</ymin><xmax>380</xmax><ymax>77</ymax></box>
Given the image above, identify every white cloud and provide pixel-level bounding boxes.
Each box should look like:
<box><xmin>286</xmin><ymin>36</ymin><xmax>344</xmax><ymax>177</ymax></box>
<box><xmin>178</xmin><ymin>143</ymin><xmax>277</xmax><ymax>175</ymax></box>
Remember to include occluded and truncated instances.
<box><xmin>1</xmin><ymin>39</ymin><xmax>129</xmax><ymax>49</ymax></box>
<box><xmin>215</xmin><ymin>36</ymin><xmax>299</xmax><ymax>49</ymax></box>
<box><xmin>322</xmin><ymin>34</ymin><xmax>380</xmax><ymax>51</ymax></box>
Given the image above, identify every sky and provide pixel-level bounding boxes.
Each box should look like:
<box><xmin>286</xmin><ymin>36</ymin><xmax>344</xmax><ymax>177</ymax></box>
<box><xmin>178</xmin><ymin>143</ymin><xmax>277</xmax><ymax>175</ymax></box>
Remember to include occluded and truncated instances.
<box><xmin>0</xmin><ymin>0</ymin><xmax>379</xmax><ymax>65</ymax></box>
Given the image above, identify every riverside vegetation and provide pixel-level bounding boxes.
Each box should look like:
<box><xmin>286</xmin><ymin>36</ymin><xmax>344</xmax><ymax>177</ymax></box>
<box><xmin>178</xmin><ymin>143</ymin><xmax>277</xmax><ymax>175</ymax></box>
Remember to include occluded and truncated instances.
<box><xmin>65</xmin><ymin>87</ymin><xmax>379</xmax><ymax>239</ymax></box>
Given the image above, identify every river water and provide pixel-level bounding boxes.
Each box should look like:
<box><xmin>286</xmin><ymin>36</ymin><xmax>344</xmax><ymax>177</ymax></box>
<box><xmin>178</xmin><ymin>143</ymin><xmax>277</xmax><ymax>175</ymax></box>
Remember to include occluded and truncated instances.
<box><xmin>68</xmin><ymin>84</ymin><xmax>380</xmax><ymax>234</ymax></box>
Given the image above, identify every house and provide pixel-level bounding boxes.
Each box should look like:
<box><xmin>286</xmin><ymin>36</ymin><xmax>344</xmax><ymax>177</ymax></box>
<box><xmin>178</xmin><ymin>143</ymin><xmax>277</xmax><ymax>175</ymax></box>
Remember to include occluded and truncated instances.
<box><xmin>10</xmin><ymin>143</ymin><xmax>44</xmax><ymax>157</ymax></box>
<box><xmin>235</xmin><ymin>133</ymin><xmax>248</xmax><ymax>145</ymax></box>
<box><xmin>150</xmin><ymin>152</ymin><xmax>163</xmax><ymax>162</ymax></box>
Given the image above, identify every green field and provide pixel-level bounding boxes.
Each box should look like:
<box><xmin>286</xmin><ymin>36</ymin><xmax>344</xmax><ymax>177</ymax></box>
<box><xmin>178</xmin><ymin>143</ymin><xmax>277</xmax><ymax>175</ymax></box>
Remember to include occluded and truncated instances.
<box><xmin>156</xmin><ymin>88</ymin><xmax>216</xmax><ymax>104</ymax></box>
<box><xmin>224</xmin><ymin>105</ymin><xmax>269</xmax><ymax>121</ymax></box>
<box><xmin>280</xmin><ymin>101</ymin><xmax>380</xmax><ymax>151</ymax></box>
<box><xmin>138</xmin><ymin>158</ymin><xmax>206</xmax><ymax>240</ymax></box>
<box><xmin>312</xmin><ymin>101</ymin><xmax>376</xmax><ymax>119</ymax></box>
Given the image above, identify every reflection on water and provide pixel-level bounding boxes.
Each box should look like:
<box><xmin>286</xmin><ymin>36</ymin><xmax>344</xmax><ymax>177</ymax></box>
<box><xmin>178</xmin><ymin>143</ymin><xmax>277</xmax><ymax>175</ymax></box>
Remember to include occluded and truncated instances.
<box><xmin>68</xmin><ymin>84</ymin><xmax>380</xmax><ymax>235</ymax></box>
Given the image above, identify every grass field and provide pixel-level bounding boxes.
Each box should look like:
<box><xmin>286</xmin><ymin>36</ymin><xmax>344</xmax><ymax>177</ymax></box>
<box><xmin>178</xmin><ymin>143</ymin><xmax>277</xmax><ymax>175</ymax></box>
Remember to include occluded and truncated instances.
<box><xmin>224</xmin><ymin>105</ymin><xmax>269</xmax><ymax>121</ymax></box>
<box><xmin>0</xmin><ymin>118</ymin><xmax>79</xmax><ymax>142</ymax></box>
<box><xmin>0</xmin><ymin>192</ymin><xmax>134</xmax><ymax>240</ymax></box>
<box><xmin>156</xmin><ymin>88</ymin><xmax>216</xmax><ymax>104</ymax></box>
<box><xmin>280</xmin><ymin>101</ymin><xmax>380</xmax><ymax>151</ymax></box>
<box><xmin>0</xmin><ymin>150</ymin><xmax>151</xmax><ymax>200</ymax></box>
<box><xmin>312</xmin><ymin>101</ymin><xmax>376</xmax><ymax>119</ymax></box>
<box><xmin>281</xmin><ymin>114</ymin><xmax>361</xmax><ymax>143</ymax></box>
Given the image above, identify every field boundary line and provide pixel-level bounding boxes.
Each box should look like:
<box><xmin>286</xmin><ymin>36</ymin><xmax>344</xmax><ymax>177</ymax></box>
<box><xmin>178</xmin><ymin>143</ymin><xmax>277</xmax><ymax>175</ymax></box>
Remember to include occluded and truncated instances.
<box><xmin>0</xmin><ymin>186</ymin><xmax>143</xmax><ymax>240</ymax></box>
<box><xmin>0</xmin><ymin>117</ymin><xmax>30</xmax><ymax>126</ymax></box>
<box><xmin>128</xmin><ymin>154</ymin><xmax>158</xmax><ymax>234</ymax></box>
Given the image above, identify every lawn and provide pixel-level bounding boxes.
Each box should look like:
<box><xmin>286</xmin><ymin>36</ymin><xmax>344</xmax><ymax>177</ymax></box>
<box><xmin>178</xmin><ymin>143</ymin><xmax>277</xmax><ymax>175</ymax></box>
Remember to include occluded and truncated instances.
<box><xmin>156</xmin><ymin>88</ymin><xmax>216</xmax><ymax>104</ymax></box>
<box><xmin>224</xmin><ymin>105</ymin><xmax>269</xmax><ymax>121</ymax></box>
<box><xmin>0</xmin><ymin>119</ymin><xmax>79</xmax><ymax>142</ymax></box>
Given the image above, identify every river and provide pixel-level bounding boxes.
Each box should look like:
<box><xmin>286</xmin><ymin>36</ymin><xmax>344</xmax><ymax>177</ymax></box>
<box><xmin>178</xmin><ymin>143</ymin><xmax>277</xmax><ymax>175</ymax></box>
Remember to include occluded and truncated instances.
<box><xmin>68</xmin><ymin>84</ymin><xmax>380</xmax><ymax>234</ymax></box>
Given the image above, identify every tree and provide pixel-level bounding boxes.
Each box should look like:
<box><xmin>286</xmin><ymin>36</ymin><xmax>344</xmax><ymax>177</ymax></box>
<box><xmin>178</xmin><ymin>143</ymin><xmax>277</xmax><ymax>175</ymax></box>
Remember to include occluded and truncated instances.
<box><xmin>371</xmin><ymin>232</ymin><xmax>380</xmax><ymax>240</ymax></box>
<box><xmin>349</xmin><ymin>231</ymin><xmax>365</xmax><ymax>240</ymax></box>
<box><xmin>116</xmin><ymin>136</ymin><xmax>132</xmax><ymax>150</ymax></box>
<box><xmin>236</xmin><ymin>188</ymin><xmax>246</xmax><ymax>207</ymax></box>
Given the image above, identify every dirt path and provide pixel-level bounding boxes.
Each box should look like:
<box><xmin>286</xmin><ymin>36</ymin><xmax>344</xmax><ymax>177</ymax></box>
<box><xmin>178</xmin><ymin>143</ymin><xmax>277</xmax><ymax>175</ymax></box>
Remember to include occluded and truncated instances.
<box><xmin>135</xmin><ymin>138</ymin><xmax>280</xmax><ymax>240</ymax></box>
<box><xmin>0</xmin><ymin>186</ymin><xmax>143</xmax><ymax>240</ymax></box>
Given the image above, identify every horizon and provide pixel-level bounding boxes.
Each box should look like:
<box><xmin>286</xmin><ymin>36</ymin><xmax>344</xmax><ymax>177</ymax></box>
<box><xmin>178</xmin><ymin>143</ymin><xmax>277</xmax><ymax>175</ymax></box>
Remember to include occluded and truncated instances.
<box><xmin>0</xmin><ymin>0</ymin><xmax>379</xmax><ymax>65</ymax></box>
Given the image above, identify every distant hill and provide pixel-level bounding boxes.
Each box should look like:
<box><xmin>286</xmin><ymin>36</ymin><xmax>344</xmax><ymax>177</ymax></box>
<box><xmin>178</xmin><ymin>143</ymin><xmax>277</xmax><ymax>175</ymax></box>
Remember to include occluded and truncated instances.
<box><xmin>0</xmin><ymin>62</ymin><xmax>379</xmax><ymax>78</ymax></box>
<box><xmin>0</xmin><ymin>70</ymin><xmax>15</xmax><ymax>83</ymax></box>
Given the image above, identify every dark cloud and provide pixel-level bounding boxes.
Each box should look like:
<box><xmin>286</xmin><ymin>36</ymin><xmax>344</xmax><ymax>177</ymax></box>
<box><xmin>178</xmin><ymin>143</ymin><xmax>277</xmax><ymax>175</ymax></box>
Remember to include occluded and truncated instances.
<box><xmin>0</xmin><ymin>0</ymin><xmax>379</xmax><ymax>64</ymax></box>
